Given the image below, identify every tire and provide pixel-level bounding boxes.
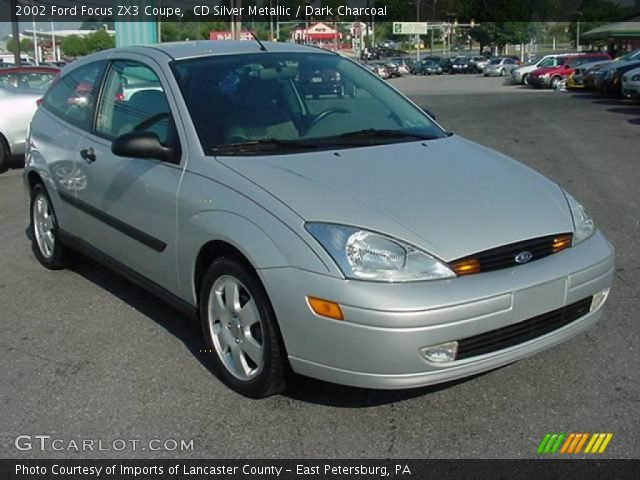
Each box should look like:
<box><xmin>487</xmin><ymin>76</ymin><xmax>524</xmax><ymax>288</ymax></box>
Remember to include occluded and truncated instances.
<box><xmin>199</xmin><ymin>257</ymin><xmax>287</xmax><ymax>398</ymax></box>
<box><xmin>0</xmin><ymin>135</ymin><xmax>9</xmax><ymax>174</ymax></box>
<box><xmin>29</xmin><ymin>183</ymin><xmax>69</xmax><ymax>269</ymax></box>
<box><xmin>551</xmin><ymin>76</ymin><xmax>562</xmax><ymax>89</ymax></box>
<box><xmin>499</xmin><ymin>68</ymin><xmax>505</xmax><ymax>77</ymax></box>
<box><xmin>522</xmin><ymin>73</ymin><xmax>529</xmax><ymax>85</ymax></box>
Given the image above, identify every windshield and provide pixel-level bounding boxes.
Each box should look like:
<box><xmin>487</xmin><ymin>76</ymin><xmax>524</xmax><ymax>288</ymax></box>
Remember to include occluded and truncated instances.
<box><xmin>172</xmin><ymin>53</ymin><xmax>446</xmax><ymax>154</ymax></box>
<box><xmin>489</xmin><ymin>58</ymin><xmax>502</xmax><ymax>65</ymax></box>
<box><xmin>538</xmin><ymin>57</ymin><xmax>556</xmax><ymax>67</ymax></box>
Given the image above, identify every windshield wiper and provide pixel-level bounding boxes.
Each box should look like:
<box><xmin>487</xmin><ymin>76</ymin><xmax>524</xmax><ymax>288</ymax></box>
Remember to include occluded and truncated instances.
<box><xmin>211</xmin><ymin>138</ymin><xmax>319</xmax><ymax>154</ymax></box>
<box><xmin>329</xmin><ymin>129</ymin><xmax>444</xmax><ymax>143</ymax></box>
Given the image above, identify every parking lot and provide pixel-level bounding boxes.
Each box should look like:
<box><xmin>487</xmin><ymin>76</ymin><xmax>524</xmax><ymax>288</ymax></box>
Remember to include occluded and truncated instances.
<box><xmin>1</xmin><ymin>73</ymin><xmax>638</xmax><ymax>459</ymax></box>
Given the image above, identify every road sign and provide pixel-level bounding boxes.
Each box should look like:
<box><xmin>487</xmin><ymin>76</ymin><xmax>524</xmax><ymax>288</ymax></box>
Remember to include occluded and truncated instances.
<box><xmin>393</xmin><ymin>22</ymin><xmax>428</xmax><ymax>35</ymax></box>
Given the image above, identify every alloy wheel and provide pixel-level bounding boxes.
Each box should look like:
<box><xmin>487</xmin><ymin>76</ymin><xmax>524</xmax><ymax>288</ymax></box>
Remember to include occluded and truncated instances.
<box><xmin>206</xmin><ymin>275</ymin><xmax>264</xmax><ymax>381</ymax></box>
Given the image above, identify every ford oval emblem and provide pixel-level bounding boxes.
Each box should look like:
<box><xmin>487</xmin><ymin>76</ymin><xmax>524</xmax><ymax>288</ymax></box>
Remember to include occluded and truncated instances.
<box><xmin>515</xmin><ymin>251</ymin><xmax>533</xmax><ymax>264</ymax></box>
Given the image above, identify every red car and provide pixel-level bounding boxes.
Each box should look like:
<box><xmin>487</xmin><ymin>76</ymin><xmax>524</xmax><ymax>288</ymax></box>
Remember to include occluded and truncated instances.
<box><xmin>528</xmin><ymin>53</ymin><xmax>611</xmax><ymax>89</ymax></box>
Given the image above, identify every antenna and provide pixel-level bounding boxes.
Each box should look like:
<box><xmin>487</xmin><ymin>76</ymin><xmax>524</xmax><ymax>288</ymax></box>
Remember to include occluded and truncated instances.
<box><xmin>244</xmin><ymin>24</ymin><xmax>268</xmax><ymax>52</ymax></box>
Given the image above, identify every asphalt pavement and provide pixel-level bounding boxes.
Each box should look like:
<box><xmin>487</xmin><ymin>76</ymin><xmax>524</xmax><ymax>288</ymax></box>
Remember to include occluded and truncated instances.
<box><xmin>1</xmin><ymin>74</ymin><xmax>638</xmax><ymax>459</ymax></box>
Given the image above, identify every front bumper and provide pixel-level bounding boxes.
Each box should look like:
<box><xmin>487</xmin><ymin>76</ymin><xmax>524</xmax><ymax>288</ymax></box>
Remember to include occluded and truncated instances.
<box><xmin>259</xmin><ymin>231</ymin><xmax>614</xmax><ymax>389</ymax></box>
<box><xmin>622</xmin><ymin>80</ymin><xmax>640</xmax><ymax>98</ymax></box>
<box><xmin>529</xmin><ymin>75</ymin><xmax>550</xmax><ymax>87</ymax></box>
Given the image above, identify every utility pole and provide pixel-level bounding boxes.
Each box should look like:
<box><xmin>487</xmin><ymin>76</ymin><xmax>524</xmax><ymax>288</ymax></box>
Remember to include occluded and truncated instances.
<box><xmin>416</xmin><ymin>0</ymin><xmax>421</xmax><ymax>61</ymax></box>
<box><xmin>431</xmin><ymin>0</ymin><xmax>437</xmax><ymax>55</ymax></box>
<box><xmin>10</xmin><ymin>0</ymin><xmax>20</xmax><ymax>65</ymax></box>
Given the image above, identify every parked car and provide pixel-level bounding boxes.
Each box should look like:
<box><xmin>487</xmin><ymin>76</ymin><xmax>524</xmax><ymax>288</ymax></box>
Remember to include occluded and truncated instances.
<box><xmin>483</xmin><ymin>57</ymin><xmax>518</xmax><ymax>77</ymax></box>
<box><xmin>597</xmin><ymin>60</ymin><xmax>640</xmax><ymax>96</ymax></box>
<box><xmin>25</xmin><ymin>41</ymin><xmax>614</xmax><ymax>398</ymax></box>
<box><xmin>299</xmin><ymin>66</ymin><xmax>350</xmax><ymax>98</ymax></box>
<box><xmin>412</xmin><ymin>59</ymin><xmax>443</xmax><ymax>75</ymax></box>
<box><xmin>470</xmin><ymin>56</ymin><xmax>489</xmax><ymax>73</ymax></box>
<box><xmin>528</xmin><ymin>54</ymin><xmax>610</xmax><ymax>89</ymax></box>
<box><xmin>0</xmin><ymin>66</ymin><xmax>59</xmax><ymax>172</ymax></box>
<box><xmin>449</xmin><ymin>57</ymin><xmax>473</xmax><ymax>74</ymax></box>
<box><xmin>621</xmin><ymin>66</ymin><xmax>640</xmax><ymax>99</ymax></box>
<box><xmin>383</xmin><ymin>61</ymin><xmax>402</xmax><ymax>77</ymax></box>
<box><xmin>368</xmin><ymin>63</ymin><xmax>390</xmax><ymax>79</ymax></box>
<box><xmin>566</xmin><ymin>60</ymin><xmax>614</xmax><ymax>90</ymax></box>
<box><xmin>391</xmin><ymin>57</ymin><xmax>413</xmax><ymax>75</ymax></box>
<box><xmin>511</xmin><ymin>54</ymin><xmax>573</xmax><ymax>85</ymax></box>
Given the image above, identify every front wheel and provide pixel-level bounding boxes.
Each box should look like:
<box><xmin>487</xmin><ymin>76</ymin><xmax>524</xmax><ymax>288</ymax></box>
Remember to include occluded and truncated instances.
<box><xmin>200</xmin><ymin>258</ymin><xmax>287</xmax><ymax>398</ymax></box>
<box><xmin>551</xmin><ymin>76</ymin><xmax>562</xmax><ymax>89</ymax></box>
<box><xmin>29</xmin><ymin>183</ymin><xmax>69</xmax><ymax>269</ymax></box>
<box><xmin>522</xmin><ymin>73</ymin><xmax>529</xmax><ymax>85</ymax></box>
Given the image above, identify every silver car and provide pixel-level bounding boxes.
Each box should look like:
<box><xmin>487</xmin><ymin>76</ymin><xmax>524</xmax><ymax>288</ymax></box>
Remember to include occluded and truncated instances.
<box><xmin>484</xmin><ymin>57</ymin><xmax>518</xmax><ymax>77</ymax></box>
<box><xmin>621</xmin><ymin>66</ymin><xmax>640</xmax><ymax>98</ymax></box>
<box><xmin>24</xmin><ymin>41</ymin><xmax>614</xmax><ymax>398</ymax></box>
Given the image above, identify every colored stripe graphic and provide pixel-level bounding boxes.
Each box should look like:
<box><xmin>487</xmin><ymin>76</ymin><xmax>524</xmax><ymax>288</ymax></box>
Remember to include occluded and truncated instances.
<box><xmin>539</xmin><ymin>433</ymin><xmax>613</xmax><ymax>454</ymax></box>
<box><xmin>537</xmin><ymin>433</ymin><xmax>552</xmax><ymax>454</ymax></box>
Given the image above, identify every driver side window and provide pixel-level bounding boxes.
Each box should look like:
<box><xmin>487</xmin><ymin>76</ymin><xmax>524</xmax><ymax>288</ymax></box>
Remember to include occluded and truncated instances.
<box><xmin>96</xmin><ymin>60</ymin><xmax>172</xmax><ymax>145</ymax></box>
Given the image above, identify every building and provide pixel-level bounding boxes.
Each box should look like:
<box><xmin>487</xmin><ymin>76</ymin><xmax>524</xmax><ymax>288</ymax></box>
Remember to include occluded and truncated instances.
<box><xmin>582</xmin><ymin>15</ymin><xmax>640</xmax><ymax>54</ymax></box>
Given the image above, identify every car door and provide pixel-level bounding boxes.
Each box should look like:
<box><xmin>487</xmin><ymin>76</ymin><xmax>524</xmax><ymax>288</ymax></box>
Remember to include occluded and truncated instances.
<box><xmin>32</xmin><ymin>60</ymin><xmax>107</xmax><ymax>234</ymax></box>
<box><xmin>73</xmin><ymin>57</ymin><xmax>185</xmax><ymax>294</ymax></box>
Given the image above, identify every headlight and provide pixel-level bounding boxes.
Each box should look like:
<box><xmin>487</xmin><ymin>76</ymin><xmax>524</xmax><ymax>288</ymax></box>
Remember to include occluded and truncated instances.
<box><xmin>305</xmin><ymin>223</ymin><xmax>456</xmax><ymax>282</ymax></box>
<box><xmin>562</xmin><ymin>189</ymin><xmax>595</xmax><ymax>245</ymax></box>
<box><xmin>632</xmin><ymin>74</ymin><xmax>640</xmax><ymax>81</ymax></box>
<box><xmin>542</xmin><ymin>73</ymin><xmax>550</xmax><ymax>78</ymax></box>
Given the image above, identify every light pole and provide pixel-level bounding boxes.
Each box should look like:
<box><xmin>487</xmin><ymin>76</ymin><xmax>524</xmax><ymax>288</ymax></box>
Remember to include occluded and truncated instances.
<box><xmin>431</xmin><ymin>0</ymin><xmax>437</xmax><ymax>55</ymax></box>
<box><xmin>416</xmin><ymin>0</ymin><xmax>421</xmax><ymax>60</ymax></box>
<box><xmin>576</xmin><ymin>13</ymin><xmax>582</xmax><ymax>52</ymax></box>
<box><xmin>9</xmin><ymin>0</ymin><xmax>20</xmax><ymax>65</ymax></box>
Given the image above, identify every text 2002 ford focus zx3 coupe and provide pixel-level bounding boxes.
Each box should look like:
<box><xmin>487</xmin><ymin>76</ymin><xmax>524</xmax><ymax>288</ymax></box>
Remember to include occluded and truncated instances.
<box><xmin>24</xmin><ymin>41</ymin><xmax>614</xmax><ymax>397</ymax></box>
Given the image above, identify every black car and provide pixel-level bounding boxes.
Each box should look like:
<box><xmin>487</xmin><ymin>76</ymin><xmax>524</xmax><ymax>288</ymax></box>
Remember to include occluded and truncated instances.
<box><xmin>600</xmin><ymin>60</ymin><xmax>640</xmax><ymax>96</ymax></box>
<box><xmin>412</xmin><ymin>59</ymin><xmax>443</xmax><ymax>75</ymax></box>
<box><xmin>449</xmin><ymin>57</ymin><xmax>473</xmax><ymax>74</ymax></box>
<box><xmin>299</xmin><ymin>67</ymin><xmax>346</xmax><ymax>98</ymax></box>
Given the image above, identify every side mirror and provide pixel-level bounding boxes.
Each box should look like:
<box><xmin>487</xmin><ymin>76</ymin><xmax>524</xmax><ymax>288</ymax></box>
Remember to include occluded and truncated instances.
<box><xmin>112</xmin><ymin>131</ymin><xmax>176</xmax><ymax>162</ymax></box>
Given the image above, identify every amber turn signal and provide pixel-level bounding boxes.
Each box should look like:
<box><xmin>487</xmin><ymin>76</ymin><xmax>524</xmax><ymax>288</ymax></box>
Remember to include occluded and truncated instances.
<box><xmin>307</xmin><ymin>297</ymin><xmax>344</xmax><ymax>321</ymax></box>
<box><xmin>551</xmin><ymin>234</ymin><xmax>573</xmax><ymax>253</ymax></box>
<box><xmin>450</xmin><ymin>258</ymin><xmax>481</xmax><ymax>276</ymax></box>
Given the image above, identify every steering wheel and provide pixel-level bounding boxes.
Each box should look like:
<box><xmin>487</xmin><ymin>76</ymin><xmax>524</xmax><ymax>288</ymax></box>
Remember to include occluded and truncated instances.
<box><xmin>304</xmin><ymin>107</ymin><xmax>350</xmax><ymax>134</ymax></box>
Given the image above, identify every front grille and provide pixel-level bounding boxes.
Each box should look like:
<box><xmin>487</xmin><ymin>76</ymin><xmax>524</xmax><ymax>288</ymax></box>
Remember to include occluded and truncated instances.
<box><xmin>456</xmin><ymin>297</ymin><xmax>592</xmax><ymax>360</ymax></box>
<box><xmin>450</xmin><ymin>233</ymin><xmax>573</xmax><ymax>276</ymax></box>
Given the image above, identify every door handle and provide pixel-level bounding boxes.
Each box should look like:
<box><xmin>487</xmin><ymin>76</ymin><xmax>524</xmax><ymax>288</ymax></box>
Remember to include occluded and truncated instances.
<box><xmin>80</xmin><ymin>147</ymin><xmax>96</xmax><ymax>163</ymax></box>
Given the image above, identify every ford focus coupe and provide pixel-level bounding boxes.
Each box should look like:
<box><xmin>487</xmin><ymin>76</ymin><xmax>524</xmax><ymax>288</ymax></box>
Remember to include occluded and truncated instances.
<box><xmin>24</xmin><ymin>41</ymin><xmax>614</xmax><ymax>397</ymax></box>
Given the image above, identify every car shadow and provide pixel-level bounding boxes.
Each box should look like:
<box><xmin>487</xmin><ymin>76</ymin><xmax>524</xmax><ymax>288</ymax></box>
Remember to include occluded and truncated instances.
<box><xmin>283</xmin><ymin>370</ymin><xmax>494</xmax><ymax>408</ymax></box>
<box><xmin>25</xmin><ymin>232</ymin><xmax>497</xmax><ymax>407</ymax></box>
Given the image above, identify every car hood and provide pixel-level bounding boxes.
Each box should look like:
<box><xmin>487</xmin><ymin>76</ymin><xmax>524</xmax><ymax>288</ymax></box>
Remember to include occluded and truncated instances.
<box><xmin>217</xmin><ymin>136</ymin><xmax>573</xmax><ymax>262</ymax></box>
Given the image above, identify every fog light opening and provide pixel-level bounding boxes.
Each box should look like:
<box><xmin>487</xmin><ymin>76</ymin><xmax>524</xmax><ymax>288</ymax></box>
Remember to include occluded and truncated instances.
<box><xmin>421</xmin><ymin>341</ymin><xmax>459</xmax><ymax>363</ymax></box>
<box><xmin>307</xmin><ymin>297</ymin><xmax>344</xmax><ymax>321</ymax></box>
<box><xmin>590</xmin><ymin>288</ymin><xmax>610</xmax><ymax>312</ymax></box>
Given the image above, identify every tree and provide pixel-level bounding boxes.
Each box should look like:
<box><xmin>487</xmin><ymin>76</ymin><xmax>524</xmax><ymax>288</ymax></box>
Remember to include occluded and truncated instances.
<box><xmin>85</xmin><ymin>29</ymin><xmax>115</xmax><ymax>52</ymax></box>
<box><xmin>5</xmin><ymin>38</ymin><xmax>34</xmax><ymax>56</ymax></box>
<box><xmin>470</xmin><ymin>22</ymin><xmax>534</xmax><ymax>53</ymax></box>
<box><xmin>61</xmin><ymin>35</ymin><xmax>89</xmax><ymax>57</ymax></box>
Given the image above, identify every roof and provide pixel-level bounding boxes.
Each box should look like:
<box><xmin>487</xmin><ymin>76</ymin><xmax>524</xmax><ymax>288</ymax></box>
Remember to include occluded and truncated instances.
<box><xmin>135</xmin><ymin>40</ymin><xmax>332</xmax><ymax>61</ymax></box>
<box><xmin>582</xmin><ymin>17</ymin><xmax>640</xmax><ymax>40</ymax></box>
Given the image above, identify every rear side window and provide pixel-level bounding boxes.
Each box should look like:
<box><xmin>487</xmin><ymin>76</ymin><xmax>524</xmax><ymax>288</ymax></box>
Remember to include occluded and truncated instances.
<box><xmin>42</xmin><ymin>61</ymin><xmax>105</xmax><ymax>131</ymax></box>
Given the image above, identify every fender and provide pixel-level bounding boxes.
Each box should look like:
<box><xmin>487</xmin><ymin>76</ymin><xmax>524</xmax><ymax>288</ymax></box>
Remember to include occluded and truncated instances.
<box><xmin>177</xmin><ymin>210</ymin><xmax>330</xmax><ymax>305</ymax></box>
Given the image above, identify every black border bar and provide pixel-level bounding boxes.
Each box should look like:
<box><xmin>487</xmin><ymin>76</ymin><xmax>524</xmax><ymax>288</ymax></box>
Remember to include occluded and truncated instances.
<box><xmin>2</xmin><ymin>459</ymin><xmax>640</xmax><ymax>480</ymax></box>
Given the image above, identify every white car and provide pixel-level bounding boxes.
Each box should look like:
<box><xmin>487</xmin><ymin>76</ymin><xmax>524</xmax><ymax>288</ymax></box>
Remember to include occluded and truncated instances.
<box><xmin>621</xmin><ymin>66</ymin><xmax>640</xmax><ymax>99</ymax></box>
<box><xmin>0</xmin><ymin>66</ymin><xmax>59</xmax><ymax>172</ymax></box>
